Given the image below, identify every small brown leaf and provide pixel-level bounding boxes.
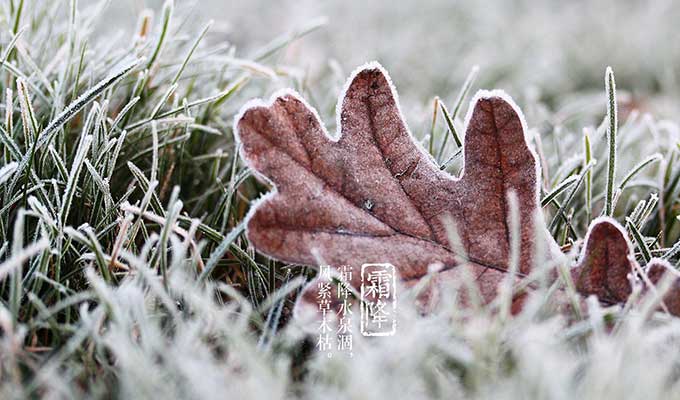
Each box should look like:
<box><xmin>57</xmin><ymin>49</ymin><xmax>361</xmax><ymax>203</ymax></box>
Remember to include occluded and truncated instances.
<box><xmin>645</xmin><ymin>258</ymin><xmax>680</xmax><ymax>315</ymax></box>
<box><xmin>572</xmin><ymin>218</ymin><xmax>636</xmax><ymax>304</ymax></box>
<box><xmin>573</xmin><ymin>218</ymin><xmax>680</xmax><ymax>317</ymax></box>
<box><xmin>235</xmin><ymin>62</ymin><xmax>557</xmax><ymax>309</ymax></box>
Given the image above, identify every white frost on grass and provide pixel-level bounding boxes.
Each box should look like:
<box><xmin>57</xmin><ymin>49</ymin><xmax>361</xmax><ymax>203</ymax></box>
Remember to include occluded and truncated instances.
<box><xmin>0</xmin><ymin>162</ymin><xmax>17</xmax><ymax>185</ymax></box>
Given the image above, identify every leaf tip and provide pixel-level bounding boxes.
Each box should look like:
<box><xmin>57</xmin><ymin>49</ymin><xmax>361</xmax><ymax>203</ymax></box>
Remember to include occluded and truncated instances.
<box><xmin>465</xmin><ymin>89</ymin><xmax>526</xmax><ymax>129</ymax></box>
<box><xmin>233</xmin><ymin>88</ymin><xmax>311</xmax><ymax>150</ymax></box>
<box><xmin>341</xmin><ymin>60</ymin><xmax>393</xmax><ymax>98</ymax></box>
<box><xmin>581</xmin><ymin>216</ymin><xmax>633</xmax><ymax>254</ymax></box>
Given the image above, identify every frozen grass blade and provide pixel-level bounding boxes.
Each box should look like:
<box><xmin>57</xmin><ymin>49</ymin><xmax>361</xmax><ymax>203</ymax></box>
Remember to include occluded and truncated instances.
<box><xmin>111</xmin><ymin>97</ymin><xmax>140</xmax><ymax>132</ymax></box>
<box><xmin>584</xmin><ymin>130</ymin><xmax>593</xmax><ymax>222</ymax></box>
<box><xmin>170</xmin><ymin>20</ymin><xmax>213</xmax><ymax>86</ymax></box>
<box><xmin>199</xmin><ymin>221</ymin><xmax>246</xmax><ymax>282</ymax></box>
<box><xmin>541</xmin><ymin>175</ymin><xmax>578</xmax><ymax>207</ymax></box>
<box><xmin>150</xmin><ymin>83</ymin><xmax>178</xmax><ymax>119</ymax></box>
<box><xmin>146</xmin><ymin>0</ymin><xmax>173</xmax><ymax>70</ymax></box>
<box><xmin>127</xmin><ymin>161</ymin><xmax>164</xmax><ymax>216</ymax></box>
<box><xmin>0</xmin><ymin>162</ymin><xmax>18</xmax><ymax>185</ymax></box>
<box><xmin>634</xmin><ymin>193</ymin><xmax>658</xmax><ymax>229</ymax></box>
<box><xmin>549</xmin><ymin>161</ymin><xmax>594</xmax><ymax>231</ymax></box>
<box><xmin>16</xmin><ymin>78</ymin><xmax>39</xmax><ymax>206</ymax></box>
<box><xmin>60</xmin><ymin>135</ymin><xmax>92</xmax><ymax>224</ymax></box>
<box><xmin>149</xmin><ymin>122</ymin><xmax>159</xmax><ymax>183</ymax></box>
<box><xmin>150</xmin><ymin>188</ymin><xmax>181</xmax><ymax>286</ymax></box>
<box><xmin>83</xmin><ymin>225</ymin><xmax>113</xmax><ymax>283</ymax></box>
<box><xmin>626</xmin><ymin>217</ymin><xmax>652</xmax><ymax>263</ymax></box>
<box><xmin>663</xmin><ymin>238</ymin><xmax>680</xmax><ymax>261</ymax></box>
<box><xmin>0</xmin><ymin>238</ymin><xmax>50</xmax><ymax>282</ymax></box>
<box><xmin>0</xmin><ymin>24</ymin><xmax>26</xmax><ymax>65</ymax></box>
<box><xmin>436</xmin><ymin>65</ymin><xmax>478</xmax><ymax>162</ymax></box>
<box><xmin>618</xmin><ymin>153</ymin><xmax>662</xmax><ymax>192</ymax></box>
<box><xmin>9</xmin><ymin>208</ymin><xmax>25</xmax><ymax>323</ymax></box>
<box><xmin>124</xmin><ymin>75</ymin><xmax>249</xmax><ymax>131</ymax></box>
<box><xmin>84</xmin><ymin>159</ymin><xmax>113</xmax><ymax>210</ymax></box>
<box><xmin>439</xmin><ymin>147</ymin><xmax>462</xmax><ymax>170</ymax></box>
<box><xmin>428</xmin><ymin>96</ymin><xmax>439</xmax><ymax>155</ymax></box>
<box><xmin>436</xmin><ymin>102</ymin><xmax>460</xmax><ymax>162</ymax></box>
<box><xmin>48</xmin><ymin>146</ymin><xmax>69</xmax><ymax>181</ymax></box>
<box><xmin>252</xmin><ymin>16</ymin><xmax>327</xmax><ymax>61</ymax></box>
<box><xmin>499</xmin><ymin>191</ymin><xmax>520</xmax><ymax>321</ymax></box>
<box><xmin>604</xmin><ymin>66</ymin><xmax>618</xmax><ymax>217</ymax></box>
<box><xmin>38</xmin><ymin>59</ymin><xmax>139</xmax><ymax>150</ymax></box>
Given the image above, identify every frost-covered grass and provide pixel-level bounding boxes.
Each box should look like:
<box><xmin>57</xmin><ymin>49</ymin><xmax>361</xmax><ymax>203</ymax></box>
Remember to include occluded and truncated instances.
<box><xmin>2</xmin><ymin>0</ymin><xmax>680</xmax><ymax>398</ymax></box>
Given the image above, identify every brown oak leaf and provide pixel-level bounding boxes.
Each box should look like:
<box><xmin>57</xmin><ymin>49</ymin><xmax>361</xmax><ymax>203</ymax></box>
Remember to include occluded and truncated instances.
<box><xmin>571</xmin><ymin>217</ymin><xmax>636</xmax><ymax>304</ymax></box>
<box><xmin>572</xmin><ymin>218</ymin><xmax>680</xmax><ymax>316</ymax></box>
<box><xmin>645</xmin><ymin>258</ymin><xmax>680</xmax><ymax>315</ymax></box>
<box><xmin>234</xmin><ymin>62</ymin><xmax>558</xmax><ymax>311</ymax></box>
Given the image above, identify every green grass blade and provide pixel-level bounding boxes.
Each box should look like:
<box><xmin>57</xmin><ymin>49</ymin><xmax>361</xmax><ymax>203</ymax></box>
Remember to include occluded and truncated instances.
<box><xmin>604</xmin><ymin>66</ymin><xmax>618</xmax><ymax>216</ymax></box>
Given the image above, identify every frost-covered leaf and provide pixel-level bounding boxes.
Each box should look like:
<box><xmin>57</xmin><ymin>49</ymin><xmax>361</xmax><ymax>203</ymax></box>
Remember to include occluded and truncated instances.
<box><xmin>573</xmin><ymin>218</ymin><xmax>680</xmax><ymax>316</ymax></box>
<box><xmin>645</xmin><ymin>258</ymin><xmax>680</xmax><ymax>316</ymax></box>
<box><xmin>235</xmin><ymin>62</ymin><xmax>557</xmax><ymax>307</ymax></box>
<box><xmin>572</xmin><ymin>218</ymin><xmax>635</xmax><ymax>304</ymax></box>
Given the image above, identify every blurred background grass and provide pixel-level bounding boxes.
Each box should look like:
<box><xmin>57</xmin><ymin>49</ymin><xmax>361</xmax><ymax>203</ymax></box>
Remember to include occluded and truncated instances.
<box><xmin>106</xmin><ymin>0</ymin><xmax>680</xmax><ymax>113</ymax></box>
